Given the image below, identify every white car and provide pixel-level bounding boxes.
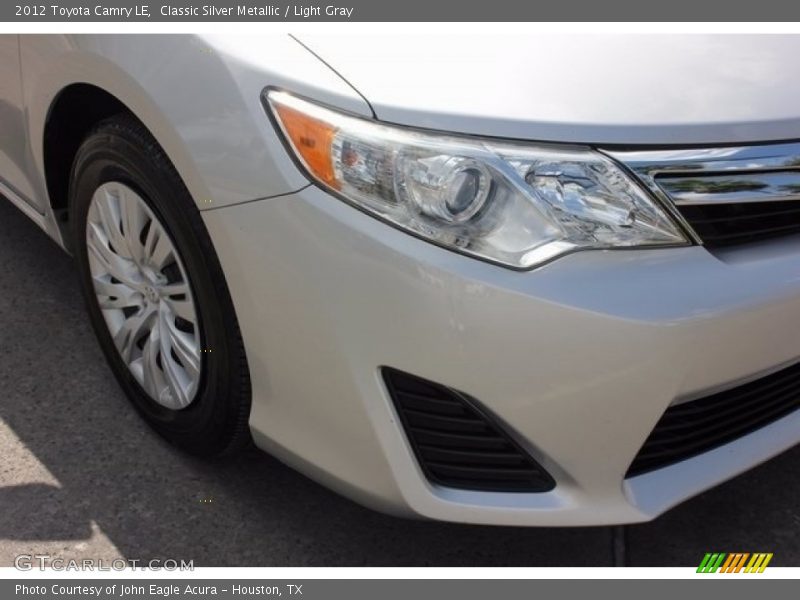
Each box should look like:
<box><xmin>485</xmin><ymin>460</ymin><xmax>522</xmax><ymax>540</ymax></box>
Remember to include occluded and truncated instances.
<box><xmin>2</xmin><ymin>34</ymin><xmax>799</xmax><ymax>526</ymax></box>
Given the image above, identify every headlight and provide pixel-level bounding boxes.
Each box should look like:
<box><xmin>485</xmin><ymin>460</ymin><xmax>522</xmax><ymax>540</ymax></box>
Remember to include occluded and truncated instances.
<box><xmin>266</xmin><ymin>90</ymin><xmax>687</xmax><ymax>269</ymax></box>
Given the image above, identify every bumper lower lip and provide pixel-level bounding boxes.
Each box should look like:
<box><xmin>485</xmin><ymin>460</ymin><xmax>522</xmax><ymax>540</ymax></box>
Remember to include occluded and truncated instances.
<box><xmin>202</xmin><ymin>184</ymin><xmax>800</xmax><ymax>526</ymax></box>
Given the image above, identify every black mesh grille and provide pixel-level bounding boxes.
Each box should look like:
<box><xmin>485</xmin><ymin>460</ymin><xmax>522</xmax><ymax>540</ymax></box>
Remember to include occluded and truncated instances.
<box><xmin>676</xmin><ymin>200</ymin><xmax>800</xmax><ymax>247</ymax></box>
<box><xmin>383</xmin><ymin>368</ymin><xmax>555</xmax><ymax>492</ymax></box>
<box><xmin>627</xmin><ymin>361</ymin><xmax>800</xmax><ymax>477</ymax></box>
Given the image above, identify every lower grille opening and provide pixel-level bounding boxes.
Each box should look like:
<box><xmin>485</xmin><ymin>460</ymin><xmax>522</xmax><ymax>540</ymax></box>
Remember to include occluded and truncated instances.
<box><xmin>676</xmin><ymin>200</ymin><xmax>800</xmax><ymax>247</ymax></box>
<box><xmin>627</xmin><ymin>360</ymin><xmax>800</xmax><ymax>477</ymax></box>
<box><xmin>382</xmin><ymin>368</ymin><xmax>555</xmax><ymax>493</ymax></box>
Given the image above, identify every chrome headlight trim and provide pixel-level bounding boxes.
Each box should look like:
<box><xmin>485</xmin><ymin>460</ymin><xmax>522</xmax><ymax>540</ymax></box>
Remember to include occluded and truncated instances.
<box><xmin>266</xmin><ymin>89</ymin><xmax>689</xmax><ymax>270</ymax></box>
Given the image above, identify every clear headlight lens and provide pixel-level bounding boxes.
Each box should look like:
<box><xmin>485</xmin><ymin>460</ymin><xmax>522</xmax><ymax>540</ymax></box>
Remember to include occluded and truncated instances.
<box><xmin>267</xmin><ymin>90</ymin><xmax>687</xmax><ymax>269</ymax></box>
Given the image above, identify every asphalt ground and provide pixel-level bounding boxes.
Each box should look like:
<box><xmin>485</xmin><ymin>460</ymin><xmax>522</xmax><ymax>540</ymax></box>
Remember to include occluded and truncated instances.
<box><xmin>1</xmin><ymin>196</ymin><xmax>799</xmax><ymax>567</ymax></box>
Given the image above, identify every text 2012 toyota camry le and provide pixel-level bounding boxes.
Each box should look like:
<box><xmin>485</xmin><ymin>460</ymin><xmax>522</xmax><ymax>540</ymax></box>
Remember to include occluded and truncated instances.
<box><xmin>1</xmin><ymin>34</ymin><xmax>799</xmax><ymax>525</ymax></box>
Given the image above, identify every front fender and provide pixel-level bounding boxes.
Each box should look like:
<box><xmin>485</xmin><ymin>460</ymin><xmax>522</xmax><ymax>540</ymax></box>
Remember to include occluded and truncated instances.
<box><xmin>21</xmin><ymin>34</ymin><xmax>372</xmax><ymax>213</ymax></box>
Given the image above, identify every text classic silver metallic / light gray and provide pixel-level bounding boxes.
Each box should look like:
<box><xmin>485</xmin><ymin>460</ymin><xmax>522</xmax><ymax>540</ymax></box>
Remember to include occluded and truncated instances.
<box><xmin>2</xmin><ymin>34</ymin><xmax>799</xmax><ymax>525</ymax></box>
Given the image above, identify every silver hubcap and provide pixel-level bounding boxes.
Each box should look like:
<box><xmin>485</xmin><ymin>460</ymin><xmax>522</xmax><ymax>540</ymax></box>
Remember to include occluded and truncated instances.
<box><xmin>86</xmin><ymin>182</ymin><xmax>202</xmax><ymax>410</ymax></box>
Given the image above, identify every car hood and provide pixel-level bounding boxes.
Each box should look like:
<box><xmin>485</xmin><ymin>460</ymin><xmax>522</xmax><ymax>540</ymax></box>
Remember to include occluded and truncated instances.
<box><xmin>297</xmin><ymin>34</ymin><xmax>800</xmax><ymax>146</ymax></box>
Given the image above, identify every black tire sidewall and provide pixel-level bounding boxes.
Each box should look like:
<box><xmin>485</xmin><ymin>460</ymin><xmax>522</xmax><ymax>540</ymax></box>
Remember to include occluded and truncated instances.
<box><xmin>70</xmin><ymin>120</ymin><xmax>248</xmax><ymax>455</ymax></box>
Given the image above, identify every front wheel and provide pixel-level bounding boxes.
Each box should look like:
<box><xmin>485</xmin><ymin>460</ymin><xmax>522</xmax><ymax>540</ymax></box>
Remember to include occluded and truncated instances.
<box><xmin>70</xmin><ymin>115</ymin><xmax>252</xmax><ymax>456</ymax></box>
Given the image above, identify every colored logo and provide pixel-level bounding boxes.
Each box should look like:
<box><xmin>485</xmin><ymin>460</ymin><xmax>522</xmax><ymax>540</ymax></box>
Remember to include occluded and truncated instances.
<box><xmin>697</xmin><ymin>553</ymin><xmax>773</xmax><ymax>573</ymax></box>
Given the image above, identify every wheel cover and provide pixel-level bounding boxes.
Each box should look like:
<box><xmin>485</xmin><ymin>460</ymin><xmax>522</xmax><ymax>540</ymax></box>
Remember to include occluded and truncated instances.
<box><xmin>86</xmin><ymin>182</ymin><xmax>202</xmax><ymax>410</ymax></box>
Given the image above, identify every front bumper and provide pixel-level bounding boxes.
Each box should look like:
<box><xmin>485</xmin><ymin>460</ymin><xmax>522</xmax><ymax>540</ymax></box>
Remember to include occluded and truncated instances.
<box><xmin>202</xmin><ymin>184</ymin><xmax>800</xmax><ymax>526</ymax></box>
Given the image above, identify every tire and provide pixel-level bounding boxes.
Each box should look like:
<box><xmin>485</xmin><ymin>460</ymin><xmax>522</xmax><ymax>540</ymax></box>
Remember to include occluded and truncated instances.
<box><xmin>70</xmin><ymin>114</ymin><xmax>252</xmax><ymax>456</ymax></box>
